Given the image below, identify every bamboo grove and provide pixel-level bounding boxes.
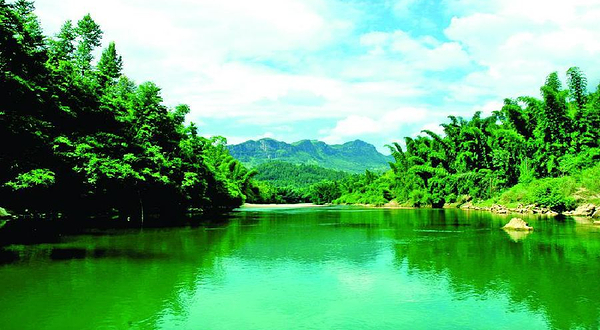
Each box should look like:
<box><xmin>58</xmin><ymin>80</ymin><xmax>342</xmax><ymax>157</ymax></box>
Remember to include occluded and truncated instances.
<box><xmin>333</xmin><ymin>68</ymin><xmax>600</xmax><ymax>210</ymax></box>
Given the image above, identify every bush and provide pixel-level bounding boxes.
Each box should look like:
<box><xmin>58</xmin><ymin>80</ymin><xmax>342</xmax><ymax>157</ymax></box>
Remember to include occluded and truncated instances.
<box><xmin>532</xmin><ymin>183</ymin><xmax>576</xmax><ymax>212</ymax></box>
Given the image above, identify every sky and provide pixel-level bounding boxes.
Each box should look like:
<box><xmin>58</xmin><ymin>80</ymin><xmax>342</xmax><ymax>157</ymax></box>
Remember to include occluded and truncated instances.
<box><xmin>32</xmin><ymin>0</ymin><xmax>600</xmax><ymax>152</ymax></box>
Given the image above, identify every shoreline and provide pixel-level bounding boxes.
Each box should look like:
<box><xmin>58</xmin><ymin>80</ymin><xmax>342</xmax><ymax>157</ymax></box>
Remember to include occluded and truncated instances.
<box><xmin>240</xmin><ymin>203</ymin><xmax>326</xmax><ymax>209</ymax></box>
<box><xmin>333</xmin><ymin>201</ymin><xmax>600</xmax><ymax>220</ymax></box>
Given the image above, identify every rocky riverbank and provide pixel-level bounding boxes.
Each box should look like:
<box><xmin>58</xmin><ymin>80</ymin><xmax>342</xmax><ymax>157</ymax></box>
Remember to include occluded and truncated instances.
<box><xmin>459</xmin><ymin>202</ymin><xmax>600</xmax><ymax>218</ymax></box>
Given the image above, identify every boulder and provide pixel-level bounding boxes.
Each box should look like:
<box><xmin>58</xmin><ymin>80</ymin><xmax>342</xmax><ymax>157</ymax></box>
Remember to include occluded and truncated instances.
<box><xmin>460</xmin><ymin>202</ymin><xmax>473</xmax><ymax>210</ymax></box>
<box><xmin>512</xmin><ymin>204</ymin><xmax>535</xmax><ymax>214</ymax></box>
<box><xmin>490</xmin><ymin>204</ymin><xmax>509</xmax><ymax>214</ymax></box>
<box><xmin>502</xmin><ymin>218</ymin><xmax>534</xmax><ymax>231</ymax></box>
<box><xmin>570</xmin><ymin>204</ymin><xmax>597</xmax><ymax>217</ymax></box>
<box><xmin>383</xmin><ymin>200</ymin><xmax>400</xmax><ymax>208</ymax></box>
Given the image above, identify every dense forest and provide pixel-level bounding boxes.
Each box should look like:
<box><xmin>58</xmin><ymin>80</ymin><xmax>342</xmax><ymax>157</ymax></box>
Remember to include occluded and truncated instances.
<box><xmin>0</xmin><ymin>1</ymin><xmax>259</xmax><ymax>222</ymax></box>
<box><xmin>327</xmin><ymin>68</ymin><xmax>600</xmax><ymax>210</ymax></box>
<box><xmin>245</xmin><ymin>162</ymin><xmax>349</xmax><ymax>204</ymax></box>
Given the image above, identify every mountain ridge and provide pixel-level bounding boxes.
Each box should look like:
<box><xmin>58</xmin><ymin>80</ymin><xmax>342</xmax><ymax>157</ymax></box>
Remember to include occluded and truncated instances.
<box><xmin>227</xmin><ymin>138</ymin><xmax>392</xmax><ymax>173</ymax></box>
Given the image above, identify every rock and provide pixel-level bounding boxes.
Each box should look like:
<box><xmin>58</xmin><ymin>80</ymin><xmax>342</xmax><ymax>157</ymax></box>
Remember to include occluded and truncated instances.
<box><xmin>490</xmin><ymin>204</ymin><xmax>509</xmax><ymax>214</ymax></box>
<box><xmin>570</xmin><ymin>204</ymin><xmax>597</xmax><ymax>217</ymax></box>
<box><xmin>460</xmin><ymin>202</ymin><xmax>473</xmax><ymax>210</ymax></box>
<box><xmin>593</xmin><ymin>210</ymin><xmax>600</xmax><ymax>219</ymax></box>
<box><xmin>513</xmin><ymin>204</ymin><xmax>534</xmax><ymax>214</ymax></box>
<box><xmin>532</xmin><ymin>207</ymin><xmax>554</xmax><ymax>215</ymax></box>
<box><xmin>383</xmin><ymin>200</ymin><xmax>400</xmax><ymax>208</ymax></box>
<box><xmin>0</xmin><ymin>207</ymin><xmax>10</xmax><ymax>219</ymax></box>
<box><xmin>502</xmin><ymin>218</ymin><xmax>534</xmax><ymax>231</ymax></box>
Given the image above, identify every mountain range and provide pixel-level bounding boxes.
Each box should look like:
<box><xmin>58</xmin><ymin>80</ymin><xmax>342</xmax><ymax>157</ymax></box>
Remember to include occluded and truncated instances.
<box><xmin>227</xmin><ymin>138</ymin><xmax>393</xmax><ymax>173</ymax></box>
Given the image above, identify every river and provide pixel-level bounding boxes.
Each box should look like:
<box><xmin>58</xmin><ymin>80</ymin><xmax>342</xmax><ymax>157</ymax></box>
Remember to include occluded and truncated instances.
<box><xmin>0</xmin><ymin>207</ymin><xmax>599</xmax><ymax>329</ymax></box>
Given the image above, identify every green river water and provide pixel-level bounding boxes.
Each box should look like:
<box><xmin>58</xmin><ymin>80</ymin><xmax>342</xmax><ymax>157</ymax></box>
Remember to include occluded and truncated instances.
<box><xmin>1</xmin><ymin>207</ymin><xmax>599</xmax><ymax>329</ymax></box>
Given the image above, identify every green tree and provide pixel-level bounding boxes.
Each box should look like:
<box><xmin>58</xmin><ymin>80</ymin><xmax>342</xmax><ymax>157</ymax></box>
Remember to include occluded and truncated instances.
<box><xmin>97</xmin><ymin>41</ymin><xmax>123</xmax><ymax>85</ymax></box>
<box><xmin>74</xmin><ymin>14</ymin><xmax>102</xmax><ymax>75</ymax></box>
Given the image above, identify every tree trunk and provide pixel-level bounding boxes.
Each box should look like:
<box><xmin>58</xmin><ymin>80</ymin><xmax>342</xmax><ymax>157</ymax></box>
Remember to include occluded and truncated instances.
<box><xmin>138</xmin><ymin>190</ymin><xmax>144</xmax><ymax>225</ymax></box>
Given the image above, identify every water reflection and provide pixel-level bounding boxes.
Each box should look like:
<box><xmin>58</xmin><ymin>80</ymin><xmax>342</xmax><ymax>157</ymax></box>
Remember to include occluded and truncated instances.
<box><xmin>0</xmin><ymin>208</ymin><xmax>599</xmax><ymax>329</ymax></box>
<box><xmin>503</xmin><ymin>228</ymin><xmax>533</xmax><ymax>242</ymax></box>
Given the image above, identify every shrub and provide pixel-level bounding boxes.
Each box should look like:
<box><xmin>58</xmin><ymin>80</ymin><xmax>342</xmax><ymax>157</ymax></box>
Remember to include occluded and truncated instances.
<box><xmin>532</xmin><ymin>182</ymin><xmax>576</xmax><ymax>212</ymax></box>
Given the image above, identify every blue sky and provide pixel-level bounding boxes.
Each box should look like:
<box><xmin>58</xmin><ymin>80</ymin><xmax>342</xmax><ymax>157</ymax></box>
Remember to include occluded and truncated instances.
<box><xmin>33</xmin><ymin>0</ymin><xmax>600</xmax><ymax>152</ymax></box>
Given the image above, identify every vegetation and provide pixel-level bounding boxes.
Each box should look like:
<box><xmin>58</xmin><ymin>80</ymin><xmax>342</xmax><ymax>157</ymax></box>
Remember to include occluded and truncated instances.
<box><xmin>490</xmin><ymin>163</ymin><xmax>600</xmax><ymax>210</ymax></box>
<box><xmin>245</xmin><ymin>161</ymin><xmax>349</xmax><ymax>204</ymax></box>
<box><xmin>2</xmin><ymin>1</ymin><xmax>598</xmax><ymax>218</ymax></box>
<box><xmin>331</xmin><ymin>68</ymin><xmax>599</xmax><ymax>210</ymax></box>
<box><xmin>0</xmin><ymin>1</ymin><xmax>254</xmax><ymax>221</ymax></box>
<box><xmin>253</xmin><ymin>161</ymin><xmax>348</xmax><ymax>188</ymax></box>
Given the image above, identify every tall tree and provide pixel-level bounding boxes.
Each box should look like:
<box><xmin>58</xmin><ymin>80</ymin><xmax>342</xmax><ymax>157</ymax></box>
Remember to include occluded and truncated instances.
<box><xmin>97</xmin><ymin>41</ymin><xmax>122</xmax><ymax>84</ymax></box>
<box><xmin>74</xmin><ymin>14</ymin><xmax>102</xmax><ymax>75</ymax></box>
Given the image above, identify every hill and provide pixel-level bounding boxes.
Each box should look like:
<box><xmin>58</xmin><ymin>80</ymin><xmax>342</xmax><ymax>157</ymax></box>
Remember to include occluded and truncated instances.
<box><xmin>253</xmin><ymin>161</ymin><xmax>349</xmax><ymax>189</ymax></box>
<box><xmin>228</xmin><ymin>138</ymin><xmax>392</xmax><ymax>173</ymax></box>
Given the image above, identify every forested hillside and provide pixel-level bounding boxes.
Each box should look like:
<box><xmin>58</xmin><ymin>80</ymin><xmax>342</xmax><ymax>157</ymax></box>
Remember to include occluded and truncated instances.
<box><xmin>228</xmin><ymin>138</ymin><xmax>392</xmax><ymax>173</ymax></box>
<box><xmin>0</xmin><ymin>1</ymin><xmax>255</xmax><ymax>221</ymax></box>
<box><xmin>243</xmin><ymin>161</ymin><xmax>350</xmax><ymax>204</ymax></box>
<box><xmin>326</xmin><ymin>68</ymin><xmax>600</xmax><ymax>209</ymax></box>
<box><xmin>253</xmin><ymin>162</ymin><xmax>348</xmax><ymax>188</ymax></box>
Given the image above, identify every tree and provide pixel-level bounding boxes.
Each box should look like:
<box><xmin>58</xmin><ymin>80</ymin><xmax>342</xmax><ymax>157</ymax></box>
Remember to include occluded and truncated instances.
<box><xmin>47</xmin><ymin>20</ymin><xmax>76</xmax><ymax>65</ymax></box>
<box><xmin>74</xmin><ymin>14</ymin><xmax>102</xmax><ymax>75</ymax></box>
<box><xmin>97</xmin><ymin>41</ymin><xmax>123</xmax><ymax>85</ymax></box>
<box><xmin>566</xmin><ymin>66</ymin><xmax>588</xmax><ymax>114</ymax></box>
<box><xmin>1</xmin><ymin>6</ymin><xmax>247</xmax><ymax>221</ymax></box>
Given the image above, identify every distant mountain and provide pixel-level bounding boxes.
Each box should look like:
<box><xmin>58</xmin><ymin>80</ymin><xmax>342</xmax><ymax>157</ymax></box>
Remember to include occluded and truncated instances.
<box><xmin>228</xmin><ymin>138</ymin><xmax>393</xmax><ymax>173</ymax></box>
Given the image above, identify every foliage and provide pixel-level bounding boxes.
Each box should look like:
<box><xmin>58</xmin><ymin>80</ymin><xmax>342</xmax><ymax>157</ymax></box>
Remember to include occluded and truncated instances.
<box><xmin>5</xmin><ymin>168</ymin><xmax>55</xmax><ymax>190</ymax></box>
<box><xmin>0</xmin><ymin>2</ymin><xmax>249</xmax><ymax>220</ymax></box>
<box><xmin>254</xmin><ymin>161</ymin><xmax>348</xmax><ymax>188</ymax></box>
<box><xmin>245</xmin><ymin>161</ymin><xmax>348</xmax><ymax>204</ymax></box>
<box><xmin>336</xmin><ymin>68</ymin><xmax>599</xmax><ymax>210</ymax></box>
<box><xmin>309</xmin><ymin>181</ymin><xmax>341</xmax><ymax>205</ymax></box>
<box><xmin>334</xmin><ymin>171</ymin><xmax>394</xmax><ymax>206</ymax></box>
<box><xmin>532</xmin><ymin>183</ymin><xmax>576</xmax><ymax>212</ymax></box>
<box><xmin>493</xmin><ymin>163</ymin><xmax>600</xmax><ymax>211</ymax></box>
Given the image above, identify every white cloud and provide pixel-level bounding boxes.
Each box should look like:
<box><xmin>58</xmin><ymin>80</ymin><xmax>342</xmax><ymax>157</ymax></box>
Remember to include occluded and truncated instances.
<box><xmin>359</xmin><ymin>30</ymin><xmax>472</xmax><ymax>71</ymax></box>
<box><xmin>418</xmin><ymin>122</ymin><xmax>446</xmax><ymax>137</ymax></box>
<box><xmin>30</xmin><ymin>0</ymin><xmax>600</xmax><ymax>147</ymax></box>
<box><xmin>473</xmin><ymin>100</ymin><xmax>503</xmax><ymax>117</ymax></box>
<box><xmin>33</xmin><ymin>0</ymin><xmax>356</xmax><ymax>109</ymax></box>
<box><xmin>35</xmin><ymin>0</ymin><xmax>351</xmax><ymax>57</ymax></box>
<box><xmin>444</xmin><ymin>0</ymin><xmax>600</xmax><ymax>102</ymax></box>
<box><xmin>322</xmin><ymin>107</ymin><xmax>430</xmax><ymax>143</ymax></box>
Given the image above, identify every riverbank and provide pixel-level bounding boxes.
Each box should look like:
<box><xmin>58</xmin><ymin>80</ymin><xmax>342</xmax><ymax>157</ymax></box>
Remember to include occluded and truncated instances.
<box><xmin>458</xmin><ymin>202</ymin><xmax>600</xmax><ymax>218</ymax></box>
<box><xmin>343</xmin><ymin>163</ymin><xmax>600</xmax><ymax>219</ymax></box>
<box><xmin>241</xmin><ymin>203</ymin><xmax>325</xmax><ymax>209</ymax></box>
<box><xmin>336</xmin><ymin>200</ymin><xmax>600</xmax><ymax>220</ymax></box>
